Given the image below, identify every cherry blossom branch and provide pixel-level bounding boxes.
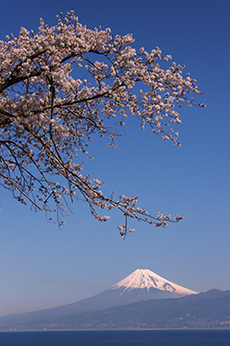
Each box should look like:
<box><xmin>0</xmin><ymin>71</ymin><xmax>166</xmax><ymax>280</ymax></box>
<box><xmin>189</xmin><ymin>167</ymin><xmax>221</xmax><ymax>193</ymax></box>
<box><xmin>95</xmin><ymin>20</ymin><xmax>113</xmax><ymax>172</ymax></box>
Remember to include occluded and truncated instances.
<box><xmin>0</xmin><ymin>11</ymin><xmax>205</xmax><ymax>234</ymax></box>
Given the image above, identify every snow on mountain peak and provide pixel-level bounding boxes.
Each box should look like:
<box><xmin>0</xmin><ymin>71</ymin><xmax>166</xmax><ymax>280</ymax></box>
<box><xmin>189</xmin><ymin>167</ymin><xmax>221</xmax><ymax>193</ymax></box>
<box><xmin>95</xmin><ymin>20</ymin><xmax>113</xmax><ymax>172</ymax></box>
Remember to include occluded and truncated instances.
<box><xmin>108</xmin><ymin>269</ymin><xmax>198</xmax><ymax>295</ymax></box>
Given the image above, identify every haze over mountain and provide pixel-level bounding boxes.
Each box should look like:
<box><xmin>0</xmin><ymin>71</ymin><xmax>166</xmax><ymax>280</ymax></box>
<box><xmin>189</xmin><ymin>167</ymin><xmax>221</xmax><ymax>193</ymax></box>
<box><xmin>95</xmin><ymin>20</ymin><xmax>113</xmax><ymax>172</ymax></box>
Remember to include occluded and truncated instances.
<box><xmin>0</xmin><ymin>269</ymin><xmax>198</xmax><ymax>330</ymax></box>
<box><xmin>0</xmin><ymin>280</ymin><xmax>229</xmax><ymax>330</ymax></box>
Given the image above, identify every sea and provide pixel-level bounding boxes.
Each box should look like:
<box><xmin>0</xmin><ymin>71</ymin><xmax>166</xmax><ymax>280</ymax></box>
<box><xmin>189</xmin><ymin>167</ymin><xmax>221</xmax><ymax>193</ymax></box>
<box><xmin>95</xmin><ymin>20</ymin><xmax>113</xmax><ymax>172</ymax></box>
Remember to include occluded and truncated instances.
<box><xmin>0</xmin><ymin>330</ymin><xmax>229</xmax><ymax>346</ymax></box>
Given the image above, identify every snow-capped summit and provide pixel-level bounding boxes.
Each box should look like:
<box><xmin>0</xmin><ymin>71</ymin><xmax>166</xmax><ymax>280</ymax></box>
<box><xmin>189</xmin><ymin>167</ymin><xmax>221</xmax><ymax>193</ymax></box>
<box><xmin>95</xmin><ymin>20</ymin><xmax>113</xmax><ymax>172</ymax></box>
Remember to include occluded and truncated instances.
<box><xmin>108</xmin><ymin>269</ymin><xmax>198</xmax><ymax>296</ymax></box>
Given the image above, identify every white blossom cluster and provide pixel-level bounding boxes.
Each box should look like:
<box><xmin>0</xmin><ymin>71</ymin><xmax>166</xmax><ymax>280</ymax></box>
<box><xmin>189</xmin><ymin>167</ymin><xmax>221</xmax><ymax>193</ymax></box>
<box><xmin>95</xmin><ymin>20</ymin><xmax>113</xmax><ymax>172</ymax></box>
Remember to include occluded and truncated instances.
<box><xmin>0</xmin><ymin>11</ymin><xmax>204</xmax><ymax>235</ymax></box>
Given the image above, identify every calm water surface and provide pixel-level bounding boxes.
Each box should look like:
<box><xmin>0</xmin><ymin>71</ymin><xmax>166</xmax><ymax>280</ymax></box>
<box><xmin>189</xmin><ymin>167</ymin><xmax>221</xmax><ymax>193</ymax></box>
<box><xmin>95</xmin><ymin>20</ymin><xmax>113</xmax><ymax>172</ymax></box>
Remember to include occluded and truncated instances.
<box><xmin>0</xmin><ymin>330</ymin><xmax>230</xmax><ymax>345</ymax></box>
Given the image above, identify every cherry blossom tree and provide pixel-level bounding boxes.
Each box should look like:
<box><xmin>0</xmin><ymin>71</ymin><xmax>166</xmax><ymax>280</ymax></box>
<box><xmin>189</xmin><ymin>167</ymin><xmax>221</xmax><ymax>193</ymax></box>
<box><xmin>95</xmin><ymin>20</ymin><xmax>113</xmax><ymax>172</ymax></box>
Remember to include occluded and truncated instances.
<box><xmin>0</xmin><ymin>11</ymin><xmax>205</xmax><ymax>235</ymax></box>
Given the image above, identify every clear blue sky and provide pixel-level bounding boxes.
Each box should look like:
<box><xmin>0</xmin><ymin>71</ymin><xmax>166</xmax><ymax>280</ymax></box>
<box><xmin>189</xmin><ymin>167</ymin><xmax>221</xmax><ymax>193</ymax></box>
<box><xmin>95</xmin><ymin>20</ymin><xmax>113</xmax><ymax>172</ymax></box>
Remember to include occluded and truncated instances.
<box><xmin>0</xmin><ymin>0</ymin><xmax>229</xmax><ymax>316</ymax></box>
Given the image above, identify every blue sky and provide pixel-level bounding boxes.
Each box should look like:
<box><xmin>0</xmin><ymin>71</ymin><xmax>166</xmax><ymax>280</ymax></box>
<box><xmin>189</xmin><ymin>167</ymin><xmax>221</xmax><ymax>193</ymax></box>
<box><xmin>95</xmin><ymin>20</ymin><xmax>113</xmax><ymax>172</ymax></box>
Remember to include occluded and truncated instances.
<box><xmin>0</xmin><ymin>0</ymin><xmax>229</xmax><ymax>315</ymax></box>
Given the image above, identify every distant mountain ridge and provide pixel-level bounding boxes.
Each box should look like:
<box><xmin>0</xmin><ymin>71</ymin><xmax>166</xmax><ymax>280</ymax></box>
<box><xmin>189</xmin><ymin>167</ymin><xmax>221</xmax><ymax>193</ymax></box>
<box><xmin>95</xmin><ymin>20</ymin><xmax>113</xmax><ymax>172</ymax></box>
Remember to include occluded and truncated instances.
<box><xmin>45</xmin><ymin>289</ymin><xmax>230</xmax><ymax>330</ymax></box>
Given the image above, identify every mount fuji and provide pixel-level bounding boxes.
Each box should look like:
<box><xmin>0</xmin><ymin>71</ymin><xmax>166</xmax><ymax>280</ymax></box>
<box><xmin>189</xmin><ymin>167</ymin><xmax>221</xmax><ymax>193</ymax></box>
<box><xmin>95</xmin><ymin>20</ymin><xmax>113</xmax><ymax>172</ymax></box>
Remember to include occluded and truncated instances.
<box><xmin>0</xmin><ymin>269</ymin><xmax>198</xmax><ymax>330</ymax></box>
<box><xmin>62</xmin><ymin>268</ymin><xmax>198</xmax><ymax>313</ymax></box>
<box><xmin>1</xmin><ymin>270</ymin><xmax>228</xmax><ymax>330</ymax></box>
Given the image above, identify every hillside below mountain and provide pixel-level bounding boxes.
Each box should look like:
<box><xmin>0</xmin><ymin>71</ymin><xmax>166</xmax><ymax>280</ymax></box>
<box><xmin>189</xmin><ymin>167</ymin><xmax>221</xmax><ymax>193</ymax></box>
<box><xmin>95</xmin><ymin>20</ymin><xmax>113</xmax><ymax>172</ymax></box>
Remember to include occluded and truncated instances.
<box><xmin>5</xmin><ymin>289</ymin><xmax>229</xmax><ymax>330</ymax></box>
